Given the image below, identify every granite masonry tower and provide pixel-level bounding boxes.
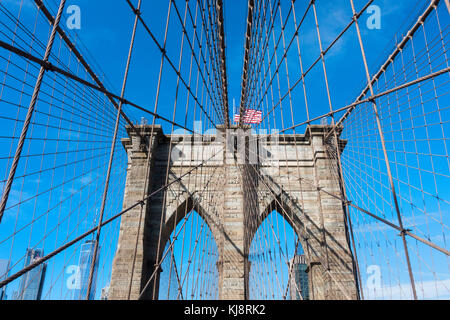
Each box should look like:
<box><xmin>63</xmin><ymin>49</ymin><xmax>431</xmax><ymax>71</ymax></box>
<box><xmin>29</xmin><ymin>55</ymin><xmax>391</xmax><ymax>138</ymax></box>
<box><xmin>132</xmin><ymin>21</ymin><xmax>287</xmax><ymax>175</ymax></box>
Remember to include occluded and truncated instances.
<box><xmin>109</xmin><ymin>124</ymin><xmax>358</xmax><ymax>300</ymax></box>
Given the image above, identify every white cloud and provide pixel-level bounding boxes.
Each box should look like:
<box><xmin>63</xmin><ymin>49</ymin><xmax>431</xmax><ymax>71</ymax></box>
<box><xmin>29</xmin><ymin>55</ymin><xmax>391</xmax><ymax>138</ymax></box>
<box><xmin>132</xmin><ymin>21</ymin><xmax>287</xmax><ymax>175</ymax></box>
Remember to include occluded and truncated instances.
<box><xmin>363</xmin><ymin>278</ymin><xmax>450</xmax><ymax>300</ymax></box>
<box><xmin>79</xmin><ymin>174</ymin><xmax>93</xmax><ymax>186</ymax></box>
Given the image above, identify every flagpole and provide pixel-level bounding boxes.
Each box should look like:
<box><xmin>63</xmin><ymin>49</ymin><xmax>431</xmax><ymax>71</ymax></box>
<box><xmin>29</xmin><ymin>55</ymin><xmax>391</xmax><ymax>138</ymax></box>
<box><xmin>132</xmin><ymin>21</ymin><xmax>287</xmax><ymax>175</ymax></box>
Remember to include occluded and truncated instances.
<box><xmin>233</xmin><ymin>98</ymin><xmax>235</xmax><ymax>123</ymax></box>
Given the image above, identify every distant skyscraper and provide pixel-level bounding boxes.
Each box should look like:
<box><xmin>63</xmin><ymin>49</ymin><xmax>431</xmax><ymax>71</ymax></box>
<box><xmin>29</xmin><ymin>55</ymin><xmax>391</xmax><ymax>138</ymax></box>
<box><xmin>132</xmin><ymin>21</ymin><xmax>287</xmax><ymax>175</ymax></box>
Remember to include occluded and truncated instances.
<box><xmin>72</xmin><ymin>240</ymin><xmax>99</xmax><ymax>300</ymax></box>
<box><xmin>100</xmin><ymin>285</ymin><xmax>109</xmax><ymax>300</ymax></box>
<box><xmin>15</xmin><ymin>249</ymin><xmax>46</xmax><ymax>300</ymax></box>
<box><xmin>289</xmin><ymin>254</ymin><xmax>309</xmax><ymax>300</ymax></box>
<box><xmin>0</xmin><ymin>259</ymin><xmax>8</xmax><ymax>300</ymax></box>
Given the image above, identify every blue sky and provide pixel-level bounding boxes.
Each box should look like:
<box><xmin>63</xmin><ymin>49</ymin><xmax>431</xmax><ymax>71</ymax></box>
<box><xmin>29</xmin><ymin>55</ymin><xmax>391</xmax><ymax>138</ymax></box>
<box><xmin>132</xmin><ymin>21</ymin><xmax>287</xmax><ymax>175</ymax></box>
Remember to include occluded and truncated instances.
<box><xmin>38</xmin><ymin>0</ymin><xmax>435</xmax><ymax>132</ymax></box>
<box><xmin>0</xmin><ymin>0</ymin><xmax>448</xmax><ymax>300</ymax></box>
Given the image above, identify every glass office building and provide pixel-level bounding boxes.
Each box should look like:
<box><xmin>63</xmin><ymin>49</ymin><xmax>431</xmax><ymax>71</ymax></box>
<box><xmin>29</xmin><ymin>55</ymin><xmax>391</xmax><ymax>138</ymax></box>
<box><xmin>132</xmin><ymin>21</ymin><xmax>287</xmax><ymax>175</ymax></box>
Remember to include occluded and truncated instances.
<box><xmin>72</xmin><ymin>240</ymin><xmax>99</xmax><ymax>300</ymax></box>
<box><xmin>289</xmin><ymin>254</ymin><xmax>309</xmax><ymax>300</ymax></box>
<box><xmin>15</xmin><ymin>249</ymin><xmax>46</xmax><ymax>300</ymax></box>
<box><xmin>0</xmin><ymin>259</ymin><xmax>8</xmax><ymax>300</ymax></box>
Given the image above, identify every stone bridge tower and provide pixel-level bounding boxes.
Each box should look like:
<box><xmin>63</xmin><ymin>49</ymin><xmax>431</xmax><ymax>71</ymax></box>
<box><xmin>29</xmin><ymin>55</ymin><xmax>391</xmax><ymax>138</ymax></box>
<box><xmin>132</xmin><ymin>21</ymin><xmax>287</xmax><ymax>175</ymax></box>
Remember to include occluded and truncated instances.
<box><xmin>108</xmin><ymin>124</ymin><xmax>359</xmax><ymax>300</ymax></box>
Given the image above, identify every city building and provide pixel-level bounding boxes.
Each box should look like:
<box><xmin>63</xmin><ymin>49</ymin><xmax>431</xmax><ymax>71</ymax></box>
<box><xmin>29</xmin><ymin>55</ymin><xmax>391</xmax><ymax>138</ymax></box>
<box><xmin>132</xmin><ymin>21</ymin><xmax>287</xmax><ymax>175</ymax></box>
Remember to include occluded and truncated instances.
<box><xmin>0</xmin><ymin>259</ymin><xmax>8</xmax><ymax>300</ymax></box>
<box><xmin>288</xmin><ymin>254</ymin><xmax>309</xmax><ymax>300</ymax></box>
<box><xmin>72</xmin><ymin>240</ymin><xmax>100</xmax><ymax>300</ymax></box>
<box><xmin>15</xmin><ymin>249</ymin><xmax>46</xmax><ymax>300</ymax></box>
<box><xmin>100</xmin><ymin>284</ymin><xmax>109</xmax><ymax>300</ymax></box>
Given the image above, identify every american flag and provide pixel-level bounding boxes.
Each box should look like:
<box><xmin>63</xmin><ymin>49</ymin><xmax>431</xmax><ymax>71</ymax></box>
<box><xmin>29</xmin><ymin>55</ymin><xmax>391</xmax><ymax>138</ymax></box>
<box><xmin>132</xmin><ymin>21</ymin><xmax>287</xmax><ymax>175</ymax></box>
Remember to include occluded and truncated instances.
<box><xmin>234</xmin><ymin>109</ymin><xmax>262</xmax><ymax>124</ymax></box>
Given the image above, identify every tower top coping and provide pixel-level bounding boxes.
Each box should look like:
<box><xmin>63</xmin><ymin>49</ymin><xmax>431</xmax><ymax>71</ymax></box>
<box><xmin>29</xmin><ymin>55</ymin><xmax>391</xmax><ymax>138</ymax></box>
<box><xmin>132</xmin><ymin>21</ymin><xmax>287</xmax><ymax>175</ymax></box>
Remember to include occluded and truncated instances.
<box><xmin>123</xmin><ymin>124</ymin><xmax>342</xmax><ymax>139</ymax></box>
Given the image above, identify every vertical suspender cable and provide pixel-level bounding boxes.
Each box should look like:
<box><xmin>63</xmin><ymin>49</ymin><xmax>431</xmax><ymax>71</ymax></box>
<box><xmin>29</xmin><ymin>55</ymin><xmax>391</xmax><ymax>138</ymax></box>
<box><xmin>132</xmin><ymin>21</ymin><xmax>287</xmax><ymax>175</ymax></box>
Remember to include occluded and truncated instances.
<box><xmin>0</xmin><ymin>0</ymin><xmax>67</xmax><ymax>223</ymax></box>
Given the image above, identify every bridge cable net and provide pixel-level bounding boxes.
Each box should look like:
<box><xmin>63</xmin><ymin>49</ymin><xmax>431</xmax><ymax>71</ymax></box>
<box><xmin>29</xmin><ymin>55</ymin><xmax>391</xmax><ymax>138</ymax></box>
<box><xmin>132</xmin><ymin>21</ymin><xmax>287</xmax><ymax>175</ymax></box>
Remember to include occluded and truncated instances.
<box><xmin>0</xmin><ymin>0</ymin><xmax>447</xmax><ymax>300</ymax></box>
<box><xmin>0</xmin><ymin>0</ymin><xmax>225</xmax><ymax>300</ymax></box>
<box><xmin>239</xmin><ymin>0</ymin><xmax>449</xmax><ymax>300</ymax></box>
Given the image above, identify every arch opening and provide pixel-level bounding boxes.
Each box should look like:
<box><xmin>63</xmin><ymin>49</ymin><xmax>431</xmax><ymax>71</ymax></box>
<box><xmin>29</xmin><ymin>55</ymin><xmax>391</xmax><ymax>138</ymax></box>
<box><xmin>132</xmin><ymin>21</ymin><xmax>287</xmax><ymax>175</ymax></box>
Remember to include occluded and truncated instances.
<box><xmin>249</xmin><ymin>207</ymin><xmax>309</xmax><ymax>300</ymax></box>
<box><xmin>158</xmin><ymin>203</ymin><xmax>219</xmax><ymax>300</ymax></box>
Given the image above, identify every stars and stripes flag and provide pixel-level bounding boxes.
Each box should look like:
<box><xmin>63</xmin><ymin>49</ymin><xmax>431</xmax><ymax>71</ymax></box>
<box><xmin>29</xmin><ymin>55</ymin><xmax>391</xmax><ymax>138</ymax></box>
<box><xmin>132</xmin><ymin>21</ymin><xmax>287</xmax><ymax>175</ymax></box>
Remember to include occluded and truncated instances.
<box><xmin>233</xmin><ymin>109</ymin><xmax>262</xmax><ymax>124</ymax></box>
